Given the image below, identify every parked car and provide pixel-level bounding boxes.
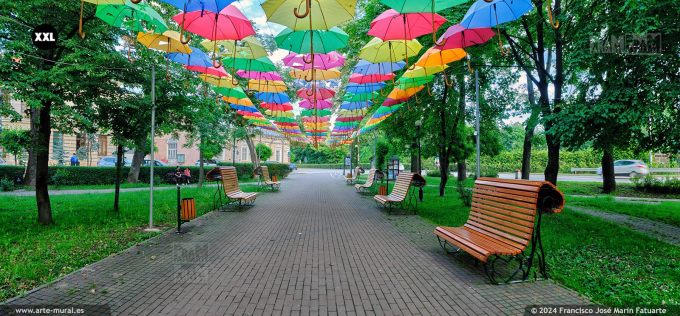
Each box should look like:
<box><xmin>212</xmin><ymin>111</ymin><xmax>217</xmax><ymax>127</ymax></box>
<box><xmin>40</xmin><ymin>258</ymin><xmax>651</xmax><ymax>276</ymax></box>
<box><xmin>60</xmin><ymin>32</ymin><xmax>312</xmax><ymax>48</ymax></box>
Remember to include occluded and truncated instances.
<box><xmin>97</xmin><ymin>156</ymin><xmax>131</xmax><ymax>167</ymax></box>
<box><xmin>597</xmin><ymin>160</ymin><xmax>649</xmax><ymax>177</ymax></box>
<box><xmin>289</xmin><ymin>163</ymin><xmax>297</xmax><ymax>170</ymax></box>
<box><xmin>143</xmin><ymin>159</ymin><xmax>167</xmax><ymax>166</ymax></box>
<box><xmin>195</xmin><ymin>159</ymin><xmax>218</xmax><ymax>166</ymax></box>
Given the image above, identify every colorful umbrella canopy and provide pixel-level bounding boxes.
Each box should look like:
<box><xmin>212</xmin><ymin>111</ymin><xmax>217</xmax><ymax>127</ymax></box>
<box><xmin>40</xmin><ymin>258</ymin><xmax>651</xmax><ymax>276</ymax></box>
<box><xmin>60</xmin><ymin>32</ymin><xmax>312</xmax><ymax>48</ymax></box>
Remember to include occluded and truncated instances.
<box><xmin>261</xmin><ymin>103</ymin><xmax>294</xmax><ymax>111</ymax></box>
<box><xmin>199</xmin><ymin>74</ymin><xmax>238</xmax><ymax>88</ymax></box>
<box><xmin>395</xmin><ymin>75</ymin><xmax>434</xmax><ymax>89</ymax></box>
<box><xmin>137</xmin><ymin>30</ymin><xmax>191</xmax><ymax>53</ymax></box>
<box><xmin>185</xmin><ymin>64</ymin><xmax>230</xmax><ymax>77</ymax></box>
<box><xmin>96</xmin><ymin>0</ymin><xmax>168</xmax><ymax>33</ymax></box>
<box><xmin>275</xmin><ymin>27</ymin><xmax>349</xmax><ymax>54</ymax></box>
<box><xmin>172</xmin><ymin>5</ymin><xmax>255</xmax><ymax>41</ymax></box>
<box><xmin>339</xmin><ymin>102</ymin><xmax>370</xmax><ymax>110</ymax></box>
<box><xmin>236</xmin><ymin>70</ymin><xmax>282</xmax><ymax>81</ymax></box>
<box><xmin>222</xmin><ymin>57</ymin><xmax>278</xmax><ymax>72</ymax></box>
<box><xmin>289</xmin><ymin>69</ymin><xmax>341</xmax><ymax>80</ymax></box>
<box><xmin>248</xmin><ymin>80</ymin><xmax>288</xmax><ymax>92</ymax></box>
<box><xmin>380</xmin><ymin>0</ymin><xmax>468</xmax><ymax>13</ymax></box>
<box><xmin>414</xmin><ymin>47</ymin><xmax>467</xmax><ymax>67</ymax></box>
<box><xmin>214</xmin><ymin>86</ymin><xmax>248</xmax><ymax>99</ymax></box>
<box><xmin>283</xmin><ymin>52</ymin><xmax>346</xmax><ymax>70</ymax></box>
<box><xmin>301</xmin><ymin>109</ymin><xmax>332</xmax><ymax>116</ymax></box>
<box><xmin>348</xmin><ymin>73</ymin><xmax>394</xmax><ymax>84</ymax></box>
<box><xmin>262</xmin><ymin>0</ymin><xmax>357</xmax><ymax>31</ymax></box>
<box><xmin>299</xmin><ymin>99</ymin><xmax>333</xmax><ymax>109</ymax></box>
<box><xmin>387</xmin><ymin>86</ymin><xmax>424</xmax><ymax>99</ymax></box>
<box><xmin>345</xmin><ymin>83</ymin><xmax>386</xmax><ymax>94</ymax></box>
<box><xmin>223</xmin><ymin>96</ymin><xmax>253</xmax><ymax>106</ymax></box>
<box><xmin>297</xmin><ymin>88</ymin><xmax>335</xmax><ymax>100</ymax></box>
<box><xmin>353</xmin><ymin>60</ymin><xmax>406</xmax><ymax>75</ymax></box>
<box><xmin>200</xmin><ymin>36</ymin><xmax>268</xmax><ymax>59</ymax></box>
<box><xmin>402</xmin><ymin>65</ymin><xmax>448</xmax><ymax>78</ymax></box>
<box><xmin>255</xmin><ymin>92</ymin><xmax>291</xmax><ymax>103</ymax></box>
<box><xmin>359</xmin><ymin>38</ymin><xmax>422</xmax><ymax>63</ymax></box>
<box><xmin>368</xmin><ymin>9</ymin><xmax>446</xmax><ymax>40</ymax></box>
<box><xmin>230</xmin><ymin>104</ymin><xmax>258</xmax><ymax>112</ymax></box>
<box><xmin>460</xmin><ymin>0</ymin><xmax>533</xmax><ymax>29</ymax></box>
<box><xmin>160</xmin><ymin>0</ymin><xmax>235</xmax><ymax>12</ymax></box>
<box><xmin>301</xmin><ymin>116</ymin><xmax>330</xmax><ymax>122</ymax></box>
<box><xmin>434</xmin><ymin>24</ymin><xmax>495</xmax><ymax>50</ymax></box>
<box><xmin>80</xmin><ymin>0</ymin><xmax>127</xmax><ymax>37</ymax></box>
<box><xmin>343</xmin><ymin>92</ymin><xmax>377</xmax><ymax>102</ymax></box>
<box><xmin>166</xmin><ymin>47</ymin><xmax>211</xmax><ymax>66</ymax></box>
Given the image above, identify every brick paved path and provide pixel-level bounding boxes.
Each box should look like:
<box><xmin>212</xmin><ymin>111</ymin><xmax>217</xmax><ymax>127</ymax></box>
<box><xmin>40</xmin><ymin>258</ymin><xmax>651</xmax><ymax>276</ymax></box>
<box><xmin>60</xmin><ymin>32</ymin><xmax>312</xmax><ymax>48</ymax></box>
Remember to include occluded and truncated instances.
<box><xmin>6</xmin><ymin>169</ymin><xmax>586</xmax><ymax>315</ymax></box>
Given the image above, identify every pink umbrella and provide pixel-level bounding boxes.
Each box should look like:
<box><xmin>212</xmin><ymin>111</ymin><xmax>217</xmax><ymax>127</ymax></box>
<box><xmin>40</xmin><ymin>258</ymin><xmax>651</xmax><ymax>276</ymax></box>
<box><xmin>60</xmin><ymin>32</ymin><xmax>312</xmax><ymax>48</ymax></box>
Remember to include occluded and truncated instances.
<box><xmin>236</xmin><ymin>70</ymin><xmax>283</xmax><ymax>81</ymax></box>
<box><xmin>301</xmin><ymin>116</ymin><xmax>330</xmax><ymax>123</ymax></box>
<box><xmin>336</xmin><ymin>115</ymin><xmax>364</xmax><ymax>122</ymax></box>
<box><xmin>297</xmin><ymin>88</ymin><xmax>335</xmax><ymax>100</ymax></box>
<box><xmin>184</xmin><ymin>65</ymin><xmax>230</xmax><ymax>77</ymax></box>
<box><xmin>261</xmin><ymin>102</ymin><xmax>294</xmax><ymax>111</ymax></box>
<box><xmin>368</xmin><ymin>9</ymin><xmax>447</xmax><ymax>40</ymax></box>
<box><xmin>435</xmin><ymin>24</ymin><xmax>495</xmax><ymax>49</ymax></box>
<box><xmin>299</xmin><ymin>99</ymin><xmax>333</xmax><ymax>109</ymax></box>
<box><xmin>349</xmin><ymin>73</ymin><xmax>395</xmax><ymax>84</ymax></box>
<box><xmin>172</xmin><ymin>6</ymin><xmax>255</xmax><ymax>41</ymax></box>
<box><xmin>283</xmin><ymin>52</ymin><xmax>346</xmax><ymax>70</ymax></box>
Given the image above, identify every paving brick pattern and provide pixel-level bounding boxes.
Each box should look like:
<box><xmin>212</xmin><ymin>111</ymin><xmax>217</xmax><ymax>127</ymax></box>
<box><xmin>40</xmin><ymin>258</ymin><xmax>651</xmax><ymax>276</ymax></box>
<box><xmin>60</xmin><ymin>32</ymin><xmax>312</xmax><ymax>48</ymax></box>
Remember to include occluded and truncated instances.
<box><xmin>6</xmin><ymin>170</ymin><xmax>587</xmax><ymax>315</ymax></box>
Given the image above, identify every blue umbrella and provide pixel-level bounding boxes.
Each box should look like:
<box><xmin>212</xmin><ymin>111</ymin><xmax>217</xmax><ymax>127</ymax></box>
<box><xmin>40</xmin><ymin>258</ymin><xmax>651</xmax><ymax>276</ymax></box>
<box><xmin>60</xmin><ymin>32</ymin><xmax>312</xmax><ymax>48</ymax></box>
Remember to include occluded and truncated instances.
<box><xmin>460</xmin><ymin>0</ymin><xmax>534</xmax><ymax>29</ymax></box>
<box><xmin>229</xmin><ymin>104</ymin><xmax>258</xmax><ymax>112</ymax></box>
<box><xmin>345</xmin><ymin>83</ymin><xmax>386</xmax><ymax>94</ymax></box>
<box><xmin>159</xmin><ymin>0</ymin><xmax>235</xmax><ymax>13</ymax></box>
<box><xmin>339</xmin><ymin>102</ymin><xmax>371</xmax><ymax>111</ymax></box>
<box><xmin>353</xmin><ymin>60</ymin><xmax>406</xmax><ymax>75</ymax></box>
<box><xmin>255</xmin><ymin>92</ymin><xmax>290</xmax><ymax>104</ymax></box>
<box><xmin>166</xmin><ymin>47</ymin><xmax>211</xmax><ymax>67</ymax></box>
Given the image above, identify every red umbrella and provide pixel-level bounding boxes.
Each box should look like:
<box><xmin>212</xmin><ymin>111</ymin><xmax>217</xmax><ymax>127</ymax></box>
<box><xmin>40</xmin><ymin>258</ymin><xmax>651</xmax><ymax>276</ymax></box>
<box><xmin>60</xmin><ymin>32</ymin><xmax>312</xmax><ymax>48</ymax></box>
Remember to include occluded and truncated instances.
<box><xmin>297</xmin><ymin>88</ymin><xmax>335</xmax><ymax>100</ymax></box>
<box><xmin>336</xmin><ymin>116</ymin><xmax>364</xmax><ymax>122</ymax></box>
<box><xmin>368</xmin><ymin>9</ymin><xmax>446</xmax><ymax>40</ymax></box>
<box><xmin>349</xmin><ymin>73</ymin><xmax>395</xmax><ymax>84</ymax></box>
<box><xmin>435</xmin><ymin>24</ymin><xmax>495</xmax><ymax>49</ymax></box>
<box><xmin>299</xmin><ymin>99</ymin><xmax>333</xmax><ymax>109</ymax></box>
<box><xmin>172</xmin><ymin>6</ymin><xmax>255</xmax><ymax>41</ymax></box>
<box><xmin>260</xmin><ymin>103</ymin><xmax>294</xmax><ymax>111</ymax></box>
<box><xmin>184</xmin><ymin>65</ymin><xmax>230</xmax><ymax>77</ymax></box>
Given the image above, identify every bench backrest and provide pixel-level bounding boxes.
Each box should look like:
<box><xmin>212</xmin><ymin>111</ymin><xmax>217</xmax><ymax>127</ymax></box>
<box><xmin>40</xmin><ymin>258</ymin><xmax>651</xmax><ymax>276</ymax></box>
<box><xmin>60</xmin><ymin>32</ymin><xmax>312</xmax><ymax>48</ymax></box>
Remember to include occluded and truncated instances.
<box><xmin>261</xmin><ymin>166</ymin><xmax>272</xmax><ymax>182</ymax></box>
<box><xmin>364</xmin><ymin>169</ymin><xmax>376</xmax><ymax>187</ymax></box>
<box><xmin>219</xmin><ymin>167</ymin><xmax>241</xmax><ymax>195</ymax></box>
<box><xmin>389</xmin><ymin>172</ymin><xmax>415</xmax><ymax>200</ymax></box>
<box><xmin>466</xmin><ymin>178</ymin><xmax>564</xmax><ymax>251</ymax></box>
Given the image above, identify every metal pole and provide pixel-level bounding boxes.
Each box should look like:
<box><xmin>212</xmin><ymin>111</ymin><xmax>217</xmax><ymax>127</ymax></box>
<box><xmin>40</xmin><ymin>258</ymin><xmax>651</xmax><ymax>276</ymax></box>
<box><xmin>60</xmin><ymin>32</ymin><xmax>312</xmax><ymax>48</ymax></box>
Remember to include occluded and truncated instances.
<box><xmin>475</xmin><ymin>69</ymin><xmax>481</xmax><ymax>178</ymax></box>
<box><xmin>372</xmin><ymin>135</ymin><xmax>377</xmax><ymax>169</ymax></box>
<box><xmin>417</xmin><ymin>125</ymin><xmax>422</xmax><ymax>175</ymax></box>
<box><xmin>148</xmin><ymin>64</ymin><xmax>156</xmax><ymax>230</ymax></box>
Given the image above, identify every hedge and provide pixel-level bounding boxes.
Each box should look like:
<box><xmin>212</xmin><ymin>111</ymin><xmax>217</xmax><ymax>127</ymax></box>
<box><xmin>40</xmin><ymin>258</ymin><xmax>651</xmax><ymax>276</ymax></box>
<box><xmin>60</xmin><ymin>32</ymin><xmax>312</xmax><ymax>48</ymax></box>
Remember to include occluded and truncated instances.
<box><xmin>0</xmin><ymin>162</ymin><xmax>291</xmax><ymax>186</ymax></box>
<box><xmin>297</xmin><ymin>163</ymin><xmax>344</xmax><ymax>169</ymax></box>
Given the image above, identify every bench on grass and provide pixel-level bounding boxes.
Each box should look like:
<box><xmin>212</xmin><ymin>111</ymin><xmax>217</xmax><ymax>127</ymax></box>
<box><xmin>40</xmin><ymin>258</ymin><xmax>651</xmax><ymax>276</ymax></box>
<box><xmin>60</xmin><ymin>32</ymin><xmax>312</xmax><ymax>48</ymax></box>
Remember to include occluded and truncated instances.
<box><xmin>219</xmin><ymin>167</ymin><xmax>258</xmax><ymax>207</ymax></box>
<box><xmin>345</xmin><ymin>167</ymin><xmax>362</xmax><ymax>184</ymax></box>
<box><xmin>434</xmin><ymin>178</ymin><xmax>564</xmax><ymax>284</ymax></box>
<box><xmin>258</xmin><ymin>165</ymin><xmax>280</xmax><ymax>191</ymax></box>
<box><xmin>355</xmin><ymin>168</ymin><xmax>377</xmax><ymax>193</ymax></box>
<box><xmin>373</xmin><ymin>172</ymin><xmax>425</xmax><ymax>211</ymax></box>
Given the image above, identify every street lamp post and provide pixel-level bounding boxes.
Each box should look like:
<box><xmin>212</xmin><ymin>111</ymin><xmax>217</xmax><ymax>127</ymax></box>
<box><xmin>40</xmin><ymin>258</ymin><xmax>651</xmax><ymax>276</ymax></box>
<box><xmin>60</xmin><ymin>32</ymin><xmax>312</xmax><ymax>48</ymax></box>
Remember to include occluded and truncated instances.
<box><xmin>475</xmin><ymin>69</ymin><xmax>481</xmax><ymax>178</ymax></box>
<box><xmin>145</xmin><ymin>64</ymin><xmax>159</xmax><ymax>232</ymax></box>
<box><xmin>415</xmin><ymin>119</ymin><xmax>423</xmax><ymax>201</ymax></box>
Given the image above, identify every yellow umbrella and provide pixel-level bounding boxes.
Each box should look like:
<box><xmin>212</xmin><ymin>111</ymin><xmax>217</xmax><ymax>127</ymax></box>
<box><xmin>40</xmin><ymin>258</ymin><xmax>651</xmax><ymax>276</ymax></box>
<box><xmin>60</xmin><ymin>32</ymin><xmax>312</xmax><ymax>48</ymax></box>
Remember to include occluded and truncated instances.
<box><xmin>200</xmin><ymin>74</ymin><xmax>238</xmax><ymax>88</ymax></box>
<box><xmin>402</xmin><ymin>65</ymin><xmax>448</xmax><ymax>78</ymax></box>
<box><xmin>359</xmin><ymin>37</ymin><xmax>422</xmax><ymax>63</ymax></box>
<box><xmin>261</xmin><ymin>0</ymin><xmax>357</xmax><ymax>31</ymax></box>
<box><xmin>248</xmin><ymin>80</ymin><xmax>288</xmax><ymax>92</ymax></box>
<box><xmin>137</xmin><ymin>31</ymin><xmax>192</xmax><ymax>53</ymax></box>
<box><xmin>387</xmin><ymin>86</ymin><xmax>425</xmax><ymax>100</ymax></box>
<box><xmin>290</xmin><ymin>68</ymin><xmax>341</xmax><ymax>81</ymax></box>
<box><xmin>415</xmin><ymin>48</ymin><xmax>466</xmax><ymax>67</ymax></box>
<box><xmin>265</xmin><ymin>110</ymin><xmax>295</xmax><ymax>117</ymax></box>
<box><xmin>223</xmin><ymin>96</ymin><xmax>253</xmax><ymax>106</ymax></box>
<box><xmin>201</xmin><ymin>36</ymin><xmax>268</xmax><ymax>59</ymax></box>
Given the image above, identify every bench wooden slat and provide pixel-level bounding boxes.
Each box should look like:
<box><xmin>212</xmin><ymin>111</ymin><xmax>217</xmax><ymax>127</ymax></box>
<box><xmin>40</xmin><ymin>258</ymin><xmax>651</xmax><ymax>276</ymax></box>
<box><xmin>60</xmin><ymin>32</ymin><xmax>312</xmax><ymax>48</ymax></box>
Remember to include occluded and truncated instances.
<box><xmin>220</xmin><ymin>167</ymin><xmax>258</xmax><ymax>204</ymax></box>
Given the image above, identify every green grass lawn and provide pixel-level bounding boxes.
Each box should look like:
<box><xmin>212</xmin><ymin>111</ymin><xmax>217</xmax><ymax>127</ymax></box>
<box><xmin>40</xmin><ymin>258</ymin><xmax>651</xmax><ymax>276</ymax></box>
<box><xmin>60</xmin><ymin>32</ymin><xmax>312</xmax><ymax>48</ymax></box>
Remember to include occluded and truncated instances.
<box><xmin>567</xmin><ymin>195</ymin><xmax>680</xmax><ymax>227</ymax></box>
<box><xmin>413</xmin><ymin>184</ymin><xmax>680</xmax><ymax>307</ymax></box>
<box><xmin>0</xmin><ymin>184</ymin><xmax>259</xmax><ymax>301</ymax></box>
<box><xmin>557</xmin><ymin>181</ymin><xmax>680</xmax><ymax>199</ymax></box>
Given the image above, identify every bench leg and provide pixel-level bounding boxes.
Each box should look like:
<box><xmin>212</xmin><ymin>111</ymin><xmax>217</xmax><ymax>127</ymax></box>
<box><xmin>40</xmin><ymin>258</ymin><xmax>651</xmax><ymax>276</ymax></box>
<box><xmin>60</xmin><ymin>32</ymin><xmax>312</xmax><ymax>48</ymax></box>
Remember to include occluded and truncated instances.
<box><xmin>483</xmin><ymin>254</ymin><xmax>529</xmax><ymax>285</ymax></box>
<box><xmin>437</xmin><ymin>236</ymin><xmax>461</xmax><ymax>255</ymax></box>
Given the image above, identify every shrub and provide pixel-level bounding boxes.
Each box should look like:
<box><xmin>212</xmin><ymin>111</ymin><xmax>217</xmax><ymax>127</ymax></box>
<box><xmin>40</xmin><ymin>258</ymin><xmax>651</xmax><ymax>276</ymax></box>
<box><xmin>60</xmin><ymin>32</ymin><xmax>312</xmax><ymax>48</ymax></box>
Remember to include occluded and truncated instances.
<box><xmin>456</xmin><ymin>181</ymin><xmax>472</xmax><ymax>207</ymax></box>
<box><xmin>0</xmin><ymin>177</ymin><xmax>14</xmax><ymax>192</ymax></box>
<box><xmin>0</xmin><ymin>166</ymin><xmax>25</xmax><ymax>184</ymax></box>
<box><xmin>632</xmin><ymin>175</ymin><xmax>680</xmax><ymax>194</ymax></box>
<box><xmin>296</xmin><ymin>163</ymin><xmax>343</xmax><ymax>169</ymax></box>
<box><xmin>426</xmin><ymin>169</ymin><xmax>441</xmax><ymax>177</ymax></box>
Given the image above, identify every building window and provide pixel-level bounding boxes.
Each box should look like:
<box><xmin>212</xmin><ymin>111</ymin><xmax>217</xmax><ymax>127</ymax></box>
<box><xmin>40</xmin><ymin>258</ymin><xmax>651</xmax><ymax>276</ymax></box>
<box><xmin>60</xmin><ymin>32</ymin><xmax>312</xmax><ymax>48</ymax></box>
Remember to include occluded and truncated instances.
<box><xmin>241</xmin><ymin>146</ymin><xmax>248</xmax><ymax>161</ymax></box>
<box><xmin>98</xmin><ymin>135</ymin><xmax>108</xmax><ymax>156</ymax></box>
<box><xmin>168</xmin><ymin>138</ymin><xmax>178</xmax><ymax>160</ymax></box>
<box><xmin>275</xmin><ymin>150</ymin><xmax>281</xmax><ymax>162</ymax></box>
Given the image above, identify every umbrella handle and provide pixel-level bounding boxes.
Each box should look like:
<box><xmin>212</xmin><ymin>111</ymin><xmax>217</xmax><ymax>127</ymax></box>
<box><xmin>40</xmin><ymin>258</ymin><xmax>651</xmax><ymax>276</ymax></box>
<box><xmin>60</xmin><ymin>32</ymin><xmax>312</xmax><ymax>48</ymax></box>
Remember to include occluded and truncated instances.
<box><xmin>131</xmin><ymin>0</ymin><xmax>142</xmax><ymax>3</ymax></box>
<box><xmin>305</xmin><ymin>88</ymin><xmax>315</xmax><ymax>97</ymax></box>
<box><xmin>547</xmin><ymin>0</ymin><xmax>560</xmax><ymax>29</ymax></box>
<box><xmin>180</xmin><ymin>29</ymin><xmax>191</xmax><ymax>44</ymax></box>
<box><xmin>443</xmin><ymin>71</ymin><xmax>453</xmax><ymax>87</ymax></box>
<box><xmin>293</xmin><ymin>0</ymin><xmax>311</xmax><ymax>19</ymax></box>
<box><xmin>213</xmin><ymin>59</ymin><xmax>223</xmax><ymax>68</ymax></box>
<box><xmin>467</xmin><ymin>57</ymin><xmax>474</xmax><ymax>74</ymax></box>
<box><xmin>78</xmin><ymin>0</ymin><xmax>85</xmax><ymax>39</ymax></box>
<box><xmin>426</xmin><ymin>84</ymin><xmax>433</xmax><ymax>96</ymax></box>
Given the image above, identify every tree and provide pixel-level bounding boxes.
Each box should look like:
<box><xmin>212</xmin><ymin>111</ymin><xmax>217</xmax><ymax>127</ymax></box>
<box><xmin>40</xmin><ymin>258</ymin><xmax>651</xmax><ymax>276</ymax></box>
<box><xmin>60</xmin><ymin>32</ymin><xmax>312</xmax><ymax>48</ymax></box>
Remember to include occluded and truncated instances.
<box><xmin>256</xmin><ymin>143</ymin><xmax>272</xmax><ymax>161</ymax></box>
<box><xmin>0</xmin><ymin>129</ymin><xmax>30</xmax><ymax>165</ymax></box>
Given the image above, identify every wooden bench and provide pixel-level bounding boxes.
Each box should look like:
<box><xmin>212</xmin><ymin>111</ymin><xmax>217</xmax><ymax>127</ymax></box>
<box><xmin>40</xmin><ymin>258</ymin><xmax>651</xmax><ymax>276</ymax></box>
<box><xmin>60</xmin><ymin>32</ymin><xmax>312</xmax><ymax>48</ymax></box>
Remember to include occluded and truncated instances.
<box><xmin>259</xmin><ymin>165</ymin><xmax>280</xmax><ymax>191</ymax></box>
<box><xmin>434</xmin><ymin>178</ymin><xmax>564</xmax><ymax>284</ymax></box>
<box><xmin>373</xmin><ymin>172</ymin><xmax>425</xmax><ymax>211</ymax></box>
<box><xmin>345</xmin><ymin>167</ymin><xmax>362</xmax><ymax>184</ymax></box>
<box><xmin>219</xmin><ymin>167</ymin><xmax>258</xmax><ymax>208</ymax></box>
<box><xmin>355</xmin><ymin>168</ymin><xmax>376</xmax><ymax>193</ymax></box>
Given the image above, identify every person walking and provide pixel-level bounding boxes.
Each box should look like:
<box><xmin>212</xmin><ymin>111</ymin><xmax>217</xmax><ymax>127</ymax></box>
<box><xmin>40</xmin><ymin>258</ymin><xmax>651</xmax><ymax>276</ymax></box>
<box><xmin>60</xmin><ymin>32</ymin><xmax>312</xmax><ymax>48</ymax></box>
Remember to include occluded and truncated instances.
<box><xmin>70</xmin><ymin>153</ymin><xmax>80</xmax><ymax>166</ymax></box>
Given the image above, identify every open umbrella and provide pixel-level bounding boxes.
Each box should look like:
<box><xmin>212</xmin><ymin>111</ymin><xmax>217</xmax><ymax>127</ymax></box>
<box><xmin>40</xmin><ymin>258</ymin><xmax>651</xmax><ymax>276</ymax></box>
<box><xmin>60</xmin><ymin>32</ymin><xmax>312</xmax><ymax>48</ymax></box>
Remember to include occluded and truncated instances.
<box><xmin>96</xmin><ymin>0</ymin><xmax>167</xmax><ymax>33</ymax></box>
<box><xmin>395</xmin><ymin>75</ymin><xmax>434</xmax><ymax>89</ymax></box>
<box><xmin>343</xmin><ymin>92</ymin><xmax>377</xmax><ymax>102</ymax></box>
<box><xmin>236</xmin><ymin>70</ymin><xmax>283</xmax><ymax>81</ymax></box>
<box><xmin>185</xmin><ymin>64</ymin><xmax>230</xmax><ymax>77</ymax></box>
<box><xmin>262</xmin><ymin>0</ymin><xmax>357</xmax><ymax>31</ymax></box>
<box><xmin>248</xmin><ymin>80</ymin><xmax>288</xmax><ymax>92</ymax></box>
<box><xmin>434</xmin><ymin>24</ymin><xmax>495</xmax><ymax>50</ymax></box>
<box><xmin>283</xmin><ymin>52</ymin><xmax>345</xmax><ymax>70</ymax></box>
<box><xmin>353</xmin><ymin>60</ymin><xmax>406</xmax><ymax>75</ymax></box>
<box><xmin>359</xmin><ymin>38</ymin><xmax>422</xmax><ymax>63</ymax></box>
<box><xmin>255</xmin><ymin>92</ymin><xmax>291</xmax><ymax>104</ymax></box>
<box><xmin>290</xmin><ymin>68</ymin><xmax>341</xmax><ymax>81</ymax></box>
<box><xmin>201</xmin><ymin>36</ymin><xmax>268</xmax><ymax>59</ymax></box>
<box><xmin>160</xmin><ymin>0</ymin><xmax>235</xmax><ymax>12</ymax></box>
<box><xmin>199</xmin><ymin>74</ymin><xmax>238</xmax><ymax>88</ymax></box>
<box><xmin>368</xmin><ymin>9</ymin><xmax>446</xmax><ymax>40</ymax></box>
<box><xmin>223</xmin><ymin>96</ymin><xmax>253</xmax><ymax>106</ymax></box>
<box><xmin>301</xmin><ymin>109</ymin><xmax>332</xmax><ymax>116</ymax></box>
<box><xmin>214</xmin><ymin>86</ymin><xmax>249</xmax><ymax>99</ymax></box>
<box><xmin>349</xmin><ymin>73</ymin><xmax>395</xmax><ymax>84</ymax></box>
<box><xmin>297</xmin><ymin>88</ymin><xmax>335</xmax><ymax>100</ymax></box>
<box><xmin>460</xmin><ymin>0</ymin><xmax>534</xmax><ymax>52</ymax></box>
<box><xmin>275</xmin><ymin>27</ymin><xmax>349</xmax><ymax>54</ymax></box>
<box><xmin>346</xmin><ymin>83</ymin><xmax>386</xmax><ymax>94</ymax></box>
<box><xmin>339</xmin><ymin>102</ymin><xmax>371</xmax><ymax>111</ymax></box>
<box><xmin>402</xmin><ymin>65</ymin><xmax>448</xmax><ymax>78</ymax></box>
<box><xmin>137</xmin><ymin>30</ymin><xmax>192</xmax><ymax>53</ymax></box>
<box><xmin>222</xmin><ymin>57</ymin><xmax>278</xmax><ymax>72</ymax></box>
<box><xmin>380</xmin><ymin>0</ymin><xmax>467</xmax><ymax>13</ymax></box>
<box><xmin>261</xmin><ymin>103</ymin><xmax>294</xmax><ymax>111</ymax></box>
<box><xmin>172</xmin><ymin>6</ymin><xmax>255</xmax><ymax>41</ymax></box>
<box><xmin>299</xmin><ymin>99</ymin><xmax>333</xmax><ymax>109</ymax></box>
<box><xmin>166</xmin><ymin>47</ymin><xmax>211</xmax><ymax>67</ymax></box>
<box><xmin>387</xmin><ymin>86</ymin><xmax>424</xmax><ymax>100</ymax></box>
<box><xmin>415</xmin><ymin>47</ymin><xmax>466</xmax><ymax>67</ymax></box>
<box><xmin>79</xmin><ymin>0</ymin><xmax>126</xmax><ymax>38</ymax></box>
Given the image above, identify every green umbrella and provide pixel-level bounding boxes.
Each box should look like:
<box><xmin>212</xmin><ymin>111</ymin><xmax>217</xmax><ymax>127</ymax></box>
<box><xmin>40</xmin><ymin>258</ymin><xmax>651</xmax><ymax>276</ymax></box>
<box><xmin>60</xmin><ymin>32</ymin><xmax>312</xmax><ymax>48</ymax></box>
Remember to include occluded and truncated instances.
<box><xmin>375</xmin><ymin>103</ymin><xmax>403</xmax><ymax>115</ymax></box>
<box><xmin>213</xmin><ymin>86</ymin><xmax>249</xmax><ymax>99</ymax></box>
<box><xmin>380</xmin><ymin>0</ymin><xmax>468</xmax><ymax>13</ymax></box>
<box><xmin>396</xmin><ymin>75</ymin><xmax>435</xmax><ymax>89</ymax></box>
<box><xmin>96</xmin><ymin>0</ymin><xmax>167</xmax><ymax>33</ymax></box>
<box><xmin>222</xmin><ymin>56</ymin><xmax>277</xmax><ymax>72</ymax></box>
<box><xmin>343</xmin><ymin>92</ymin><xmax>377</xmax><ymax>102</ymax></box>
<box><xmin>270</xmin><ymin>117</ymin><xmax>297</xmax><ymax>123</ymax></box>
<box><xmin>301</xmin><ymin>109</ymin><xmax>332</xmax><ymax>116</ymax></box>
<box><xmin>275</xmin><ymin>27</ymin><xmax>349</xmax><ymax>54</ymax></box>
<box><xmin>334</xmin><ymin>121</ymin><xmax>359</xmax><ymax>127</ymax></box>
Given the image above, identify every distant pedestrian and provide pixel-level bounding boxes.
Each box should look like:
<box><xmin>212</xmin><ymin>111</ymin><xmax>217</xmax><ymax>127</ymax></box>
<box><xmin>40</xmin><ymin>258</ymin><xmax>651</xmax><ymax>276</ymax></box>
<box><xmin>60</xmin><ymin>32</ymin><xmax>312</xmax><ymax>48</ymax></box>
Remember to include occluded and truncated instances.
<box><xmin>70</xmin><ymin>153</ymin><xmax>80</xmax><ymax>166</ymax></box>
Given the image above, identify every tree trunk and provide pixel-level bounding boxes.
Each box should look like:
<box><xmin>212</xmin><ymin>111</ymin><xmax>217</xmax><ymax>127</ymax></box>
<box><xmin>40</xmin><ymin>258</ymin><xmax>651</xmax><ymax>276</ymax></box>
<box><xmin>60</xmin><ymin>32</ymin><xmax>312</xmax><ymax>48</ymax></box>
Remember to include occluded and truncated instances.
<box><xmin>457</xmin><ymin>162</ymin><xmax>466</xmax><ymax>181</ymax></box>
<box><xmin>522</xmin><ymin>79</ymin><xmax>540</xmax><ymax>179</ymax></box>
<box><xmin>114</xmin><ymin>144</ymin><xmax>124</xmax><ymax>213</ymax></box>
<box><xmin>198</xmin><ymin>150</ymin><xmax>205</xmax><ymax>188</ymax></box>
<box><xmin>601</xmin><ymin>146</ymin><xmax>616</xmax><ymax>193</ymax></box>
<box><xmin>438</xmin><ymin>71</ymin><xmax>451</xmax><ymax>196</ymax></box>
<box><xmin>245</xmin><ymin>133</ymin><xmax>259</xmax><ymax>167</ymax></box>
<box><xmin>127</xmin><ymin>138</ymin><xmax>146</xmax><ymax>183</ymax></box>
<box><xmin>35</xmin><ymin>100</ymin><xmax>52</xmax><ymax>225</ymax></box>
<box><xmin>23</xmin><ymin>106</ymin><xmax>39</xmax><ymax>187</ymax></box>
<box><xmin>544</xmin><ymin>129</ymin><xmax>561</xmax><ymax>185</ymax></box>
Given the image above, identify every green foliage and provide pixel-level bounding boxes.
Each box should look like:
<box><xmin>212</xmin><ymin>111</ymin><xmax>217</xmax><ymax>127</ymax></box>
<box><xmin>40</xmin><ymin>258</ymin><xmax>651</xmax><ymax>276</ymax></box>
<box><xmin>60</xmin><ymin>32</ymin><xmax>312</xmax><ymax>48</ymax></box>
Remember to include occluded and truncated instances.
<box><xmin>0</xmin><ymin>177</ymin><xmax>14</xmax><ymax>192</ymax></box>
<box><xmin>632</xmin><ymin>175</ymin><xmax>680</xmax><ymax>195</ymax></box>
<box><xmin>296</xmin><ymin>163</ymin><xmax>343</xmax><ymax>169</ymax></box>
<box><xmin>0</xmin><ymin>129</ymin><xmax>30</xmax><ymax>164</ymax></box>
<box><xmin>290</xmin><ymin>144</ymin><xmax>346</xmax><ymax>164</ymax></box>
<box><xmin>255</xmin><ymin>143</ymin><xmax>273</xmax><ymax>161</ymax></box>
<box><xmin>375</xmin><ymin>140</ymin><xmax>389</xmax><ymax>170</ymax></box>
<box><xmin>215</xmin><ymin>162</ymin><xmax>291</xmax><ymax>179</ymax></box>
<box><xmin>456</xmin><ymin>182</ymin><xmax>472</xmax><ymax>207</ymax></box>
<box><xmin>426</xmin><ymin>169</ymin><xmax>441</xmax><ymax>177</ymax></box>
<box><xmin>479</xmin><ymin>148</ymin><xmax>646</xmax><ymax>173</ymax></box>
